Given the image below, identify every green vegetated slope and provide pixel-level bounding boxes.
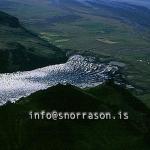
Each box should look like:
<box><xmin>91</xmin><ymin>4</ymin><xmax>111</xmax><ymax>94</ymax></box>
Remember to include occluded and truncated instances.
<box><xmin>0</xmin><ymin>11</ymin><xmax>67</xmax><ymax>73</ymax></box>
<box><xmin>0</xmin><ymin>83</ymin><xmax>149</xmax><ymax>150</ymax></box>
<box><xmin>0</xmin><ymin>0</ymin><xmax>150</xmax><ymax>102</ymax></box>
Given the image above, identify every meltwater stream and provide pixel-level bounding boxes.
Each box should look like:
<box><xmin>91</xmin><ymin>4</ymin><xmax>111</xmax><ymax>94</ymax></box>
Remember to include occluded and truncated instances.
<box><xmin>0</xmin><ymin>55</ymin><xmax>118</xmax><ymax>105</ymax></box>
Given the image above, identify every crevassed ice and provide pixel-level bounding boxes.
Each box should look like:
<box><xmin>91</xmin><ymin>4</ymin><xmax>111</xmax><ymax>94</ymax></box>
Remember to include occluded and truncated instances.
<box><xmin>0</xmin><ymin>55</ymin><xmax>118</xmax><ymax>105</ymax></box>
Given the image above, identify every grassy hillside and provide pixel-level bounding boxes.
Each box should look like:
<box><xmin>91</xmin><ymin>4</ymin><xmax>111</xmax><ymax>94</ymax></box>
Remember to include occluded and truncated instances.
<box><xmin>0</xmin><ymin>0</ymin><xmax>150</xmax><ymax>102</ymax></box>
<box><xmin>0</xmin><ymin>11</ymin><xmax>67</xmax><ymax>73</ymax></box>
<box><xmin>0</xmin><ymin>83</ymin><xmax>149</xmax><ymax>149</ymax></box>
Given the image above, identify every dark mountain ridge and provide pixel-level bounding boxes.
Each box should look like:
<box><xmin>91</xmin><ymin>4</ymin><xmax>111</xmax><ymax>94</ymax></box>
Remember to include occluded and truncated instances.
<box><xmin>0</xmin><ymin>11</ymin><xmax>67</xmax><ymax>73</ymax></box>
<box><xmin>0</xmin><ymin>11</ymin><xmax>20</xmax><ymax>27</ymax></box>
<box><xmin>0</xmin><ymin>83</ymin><xmax>149</xmax><ymax>149</ymax></box>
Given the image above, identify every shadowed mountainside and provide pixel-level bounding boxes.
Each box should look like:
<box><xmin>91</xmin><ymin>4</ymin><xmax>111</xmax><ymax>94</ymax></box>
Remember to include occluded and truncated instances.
<box><xmin>0</xmin><ymin>11</ymin><xmax>67</xmax><ymax>73</ymax></box>
<box><xmin>1</xmin><ymin>0</ymin><xmax>150</xmax><ymax>102</ymax></box>
<box><xmin>0</xmin><ymin>83</ymin><xmax>149</xmax><ymax>150</ymax></box>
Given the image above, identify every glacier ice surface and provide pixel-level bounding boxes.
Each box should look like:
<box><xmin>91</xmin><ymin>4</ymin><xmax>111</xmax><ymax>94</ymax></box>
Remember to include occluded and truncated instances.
<box><xmin>0</xmin><ymin>55</ymin><xmax>118</xmax><ymax>105</ymax></box>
